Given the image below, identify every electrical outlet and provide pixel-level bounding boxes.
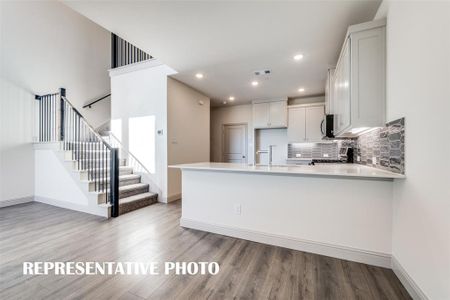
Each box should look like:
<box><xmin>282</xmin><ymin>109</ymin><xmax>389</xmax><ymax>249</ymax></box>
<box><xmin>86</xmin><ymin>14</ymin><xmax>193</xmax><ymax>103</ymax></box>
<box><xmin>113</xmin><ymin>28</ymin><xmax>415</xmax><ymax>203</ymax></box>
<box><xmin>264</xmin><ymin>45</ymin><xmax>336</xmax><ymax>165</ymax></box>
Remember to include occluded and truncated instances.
<box><xmin>295</xmin><ymin>153</ymin><xmax>302</xmax><ymax>158</ymax></box>
<box><xmin>357</xmin><ymin>155</ymin><xmax>361</xmax><ymax>162</ymax></box>
<box><xmin>234</xmin><ymin>204</ymin><xmax>241</xmax><ymax>215</ymax></box>
<box><xmin>323</xmin><ymin>153</ymin><xmax>329</xmax><ymax>158</ymax></box>
<box><xmin>372</xmin><ymin>156</ymin><xmax>377</xmax><ymax>164</ymax></box>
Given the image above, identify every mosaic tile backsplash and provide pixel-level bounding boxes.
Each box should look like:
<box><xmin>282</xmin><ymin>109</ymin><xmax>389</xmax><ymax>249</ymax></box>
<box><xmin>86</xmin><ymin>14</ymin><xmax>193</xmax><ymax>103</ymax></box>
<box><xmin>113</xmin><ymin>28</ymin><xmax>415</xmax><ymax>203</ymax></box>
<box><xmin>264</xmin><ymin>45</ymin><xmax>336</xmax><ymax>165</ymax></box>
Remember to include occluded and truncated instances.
<box><xmin>355</xmin><ymin>118</ymin><xmax>405</xmax><ymax>174</ymax></box>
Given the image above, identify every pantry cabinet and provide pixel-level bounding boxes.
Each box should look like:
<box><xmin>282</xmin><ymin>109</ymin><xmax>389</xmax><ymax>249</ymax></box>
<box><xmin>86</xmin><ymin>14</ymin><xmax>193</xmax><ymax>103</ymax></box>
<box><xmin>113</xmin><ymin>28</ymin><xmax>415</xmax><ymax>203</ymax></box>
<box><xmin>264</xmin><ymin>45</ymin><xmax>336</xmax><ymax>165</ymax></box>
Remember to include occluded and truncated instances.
<box><xmin>288</xmin><ymin>104</ymin><xmax>325</xmax><ymax>143</ymax></box>
<box><xmin>252</xmin><ymin>100</ymin><xmax>287</xmax><ymax>129</ymax></box>
<box><xmin>333</xmin><ymin>19</ymin><xmax>386</xmax><ymax>137</ymax></box>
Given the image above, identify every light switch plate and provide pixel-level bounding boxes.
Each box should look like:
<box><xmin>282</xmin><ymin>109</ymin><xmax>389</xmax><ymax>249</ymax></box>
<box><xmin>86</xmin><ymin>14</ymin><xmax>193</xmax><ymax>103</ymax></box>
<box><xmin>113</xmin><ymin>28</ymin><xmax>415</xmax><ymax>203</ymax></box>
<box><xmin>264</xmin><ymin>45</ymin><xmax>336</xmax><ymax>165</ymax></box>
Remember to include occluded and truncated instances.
<box><xmin>372</xmin><ymin>156</ymin><xmax>377</xmax><ymax>164</ymax></box>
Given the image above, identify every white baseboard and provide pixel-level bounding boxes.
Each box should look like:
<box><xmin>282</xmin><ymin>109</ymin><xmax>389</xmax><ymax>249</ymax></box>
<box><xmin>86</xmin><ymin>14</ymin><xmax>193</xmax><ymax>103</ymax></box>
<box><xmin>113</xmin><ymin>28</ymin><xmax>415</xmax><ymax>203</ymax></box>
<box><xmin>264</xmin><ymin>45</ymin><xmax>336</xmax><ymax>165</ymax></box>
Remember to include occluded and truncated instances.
<box><xmin>180</xmin><ymin>218</ymin><xmax>391</xmax><ymax>268</ymax></box>
<box><xmin>0</xmin><ymin>196</ymin><xmax>34</xmax><ymax>208</ymax></box>
<box><xmin>392</xmin><ymin>256</ymin><xmax>428</xmax><ymax>300</ymax></box>
<box><xmin>34</xmin><ymin>196</ymin><xmax>108</xmax><ymax>218</ymax></box>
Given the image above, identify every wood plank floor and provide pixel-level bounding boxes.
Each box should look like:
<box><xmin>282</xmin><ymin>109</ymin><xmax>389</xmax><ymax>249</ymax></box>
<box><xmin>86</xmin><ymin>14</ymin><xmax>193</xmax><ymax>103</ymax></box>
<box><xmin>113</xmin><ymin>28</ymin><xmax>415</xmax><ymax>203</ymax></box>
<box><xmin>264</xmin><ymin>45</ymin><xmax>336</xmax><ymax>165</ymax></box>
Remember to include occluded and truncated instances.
<box><xmin>0</xmin><ymin>201</ymin><xmax>411</xmax><ymax>300</ymax></box>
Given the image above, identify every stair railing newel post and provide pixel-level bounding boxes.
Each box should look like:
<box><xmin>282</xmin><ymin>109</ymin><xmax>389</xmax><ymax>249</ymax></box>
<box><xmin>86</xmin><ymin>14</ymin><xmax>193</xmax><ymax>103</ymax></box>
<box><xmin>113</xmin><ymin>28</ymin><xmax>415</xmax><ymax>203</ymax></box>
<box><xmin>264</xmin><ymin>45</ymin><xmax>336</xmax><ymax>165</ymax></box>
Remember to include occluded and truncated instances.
<box><xmin>59</xmin><ymin>88</ymin><xmax>66</xmax><ymax>144</ymax></box>
<box><xmin>110</xmin><ymin>148</ymin><xmax>120</xmax><ymax>217</ymax></box>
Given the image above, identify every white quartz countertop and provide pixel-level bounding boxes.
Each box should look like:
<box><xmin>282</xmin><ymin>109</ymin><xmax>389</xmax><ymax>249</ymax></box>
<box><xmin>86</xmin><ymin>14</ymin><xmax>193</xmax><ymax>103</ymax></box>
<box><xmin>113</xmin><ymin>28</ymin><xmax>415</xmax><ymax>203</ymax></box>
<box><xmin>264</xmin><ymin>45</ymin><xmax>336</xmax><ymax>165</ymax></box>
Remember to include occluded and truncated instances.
<box><xmin>170</xmin><ymin>162</ymin><xmax>405</xmax><ymax>180</ymax></box>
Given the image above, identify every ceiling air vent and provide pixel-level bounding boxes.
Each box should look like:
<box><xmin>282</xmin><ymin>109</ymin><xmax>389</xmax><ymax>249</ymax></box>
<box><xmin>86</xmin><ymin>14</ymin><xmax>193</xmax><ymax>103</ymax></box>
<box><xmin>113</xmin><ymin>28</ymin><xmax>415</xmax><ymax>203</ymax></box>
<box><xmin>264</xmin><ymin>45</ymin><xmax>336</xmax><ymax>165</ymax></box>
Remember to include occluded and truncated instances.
<box><xmin>254</xmin><ymin>69</ymin><xmax>271</xmax><ymax>76</ymax></box>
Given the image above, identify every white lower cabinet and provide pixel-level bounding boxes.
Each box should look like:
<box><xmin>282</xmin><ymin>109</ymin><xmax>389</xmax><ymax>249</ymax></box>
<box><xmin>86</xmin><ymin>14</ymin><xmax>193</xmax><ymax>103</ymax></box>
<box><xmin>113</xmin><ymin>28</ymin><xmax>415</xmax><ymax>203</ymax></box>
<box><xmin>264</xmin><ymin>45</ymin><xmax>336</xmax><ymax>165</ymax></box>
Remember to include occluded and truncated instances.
<box><xmin>288</xmin><ymin>104</ymin><xmax>325</xmax><ymax>143</ymax></box>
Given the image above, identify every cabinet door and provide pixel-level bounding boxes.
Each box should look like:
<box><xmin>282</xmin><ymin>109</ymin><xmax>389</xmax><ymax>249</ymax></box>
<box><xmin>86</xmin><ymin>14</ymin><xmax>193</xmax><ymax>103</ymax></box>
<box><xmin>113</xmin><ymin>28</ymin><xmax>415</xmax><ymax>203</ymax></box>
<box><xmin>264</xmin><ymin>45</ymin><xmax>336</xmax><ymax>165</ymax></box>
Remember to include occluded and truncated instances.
<box><xmin>269</xmin><ymin>101</ymin><xmax>287</xmax><ymax>128</ymax></box>
<box><xmin>350</xmin><ymin>27</ymin><xmax>386</xmax><ymax>128</ymax></box>
<box><xmin>305</xmin><ymin>106</ymin><xmax>325</xmax><ymax>142</ymax></box>
<box><xmin>287</xmin><ymin>107</ymin><xmax>306</xmax><ymax>143</ymax></box>
<box><xmin>253</xmin><ymin>103</ymin><xmax>270</xmax><ymax>128</ymax></box>
<box><xmin>334</xmin><ymin>38</ymin><xmax>351</xmax><ymax>135</ymax></box>
<box><xmin>325</xmin><ymin>68</ymin><xmax>335</xmax><ymax>115</ymax></box>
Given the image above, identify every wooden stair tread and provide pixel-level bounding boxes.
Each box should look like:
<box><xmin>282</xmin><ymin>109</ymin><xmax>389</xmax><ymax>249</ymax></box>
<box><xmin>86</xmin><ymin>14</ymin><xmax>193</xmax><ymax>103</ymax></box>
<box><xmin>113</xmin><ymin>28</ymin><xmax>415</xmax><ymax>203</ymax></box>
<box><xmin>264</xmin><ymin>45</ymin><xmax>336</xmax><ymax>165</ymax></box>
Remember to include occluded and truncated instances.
<box><xmin>119</xmin><ymin>192</ymin><xmax>157</xmax><ymax>204</ymax></box>
<box><xmin>119</xmin><ymin>183</ymin><xmax>148</xmax><ymax>191</ymax></box>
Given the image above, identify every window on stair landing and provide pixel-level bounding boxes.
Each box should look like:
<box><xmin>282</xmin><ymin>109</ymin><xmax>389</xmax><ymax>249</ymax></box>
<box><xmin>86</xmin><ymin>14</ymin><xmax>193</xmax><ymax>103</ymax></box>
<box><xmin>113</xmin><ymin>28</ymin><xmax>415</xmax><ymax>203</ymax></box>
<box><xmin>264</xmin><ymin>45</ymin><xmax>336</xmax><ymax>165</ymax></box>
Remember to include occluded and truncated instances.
<box><xmin>129</xmin><ymin>116</ymin><xmax>156</xmax><ymax>174</ymax></box>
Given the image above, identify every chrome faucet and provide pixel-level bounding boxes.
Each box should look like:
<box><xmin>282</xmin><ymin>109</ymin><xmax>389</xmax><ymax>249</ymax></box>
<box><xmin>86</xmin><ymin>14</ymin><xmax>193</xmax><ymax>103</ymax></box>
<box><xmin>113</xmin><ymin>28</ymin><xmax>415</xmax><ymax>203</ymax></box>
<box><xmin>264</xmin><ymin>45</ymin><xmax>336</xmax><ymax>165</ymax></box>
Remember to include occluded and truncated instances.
<box><xmin>256</xmin><ymin>145</ymin><xmax>275</xmax><ymax>166</ymax></box>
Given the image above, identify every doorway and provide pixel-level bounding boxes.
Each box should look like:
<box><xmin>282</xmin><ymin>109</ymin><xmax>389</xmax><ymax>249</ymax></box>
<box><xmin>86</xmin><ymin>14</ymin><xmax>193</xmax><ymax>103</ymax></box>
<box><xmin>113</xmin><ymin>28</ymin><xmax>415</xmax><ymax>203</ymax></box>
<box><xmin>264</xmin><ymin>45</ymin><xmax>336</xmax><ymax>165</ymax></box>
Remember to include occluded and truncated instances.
<box><xmin>222</xmin><ymin>124</ymin><xmax>248</xmax><ymax>163</ymax></box>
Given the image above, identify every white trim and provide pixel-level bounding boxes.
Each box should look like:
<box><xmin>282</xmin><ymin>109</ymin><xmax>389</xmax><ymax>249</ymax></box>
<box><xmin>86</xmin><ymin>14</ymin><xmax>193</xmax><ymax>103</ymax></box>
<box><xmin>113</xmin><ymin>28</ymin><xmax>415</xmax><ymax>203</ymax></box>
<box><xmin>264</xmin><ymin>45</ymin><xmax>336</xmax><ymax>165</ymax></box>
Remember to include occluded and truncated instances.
<box><xmin>252</xmin><ymin>97</ymin><xmax>288</xmax><ymax>104</ymax></box>
<box><xmin>33</xmin><ymin>142</ymin><xmax>61</xmax><ymax>150</ymax></box>
<box><xmin>180</xmin><ymin>218</ymin><xmax>391</xmax><ymax>268</ymax></box>
<box><xmin>108</xmin><ymin>59</ymin><xmax>167</xmax><ymax>77</ymax></box>
<box><xmin>0</xmin><ymin>196</ymin><xmax>34</xmax><ymax>208</ymax></box>
<box><xmin>392</xmin><ymin>256</ymin><xmax>428</xmax><ymax>300</ymax></box>
<box><xmin>34</xmin><ymin>196</ymin><xmax>109</xmax><ymax>218</ymax></box>
<box><xmin>288</xmin><ymin>102</ymin><xmax>325</xmax><ymax>109</ymax></box>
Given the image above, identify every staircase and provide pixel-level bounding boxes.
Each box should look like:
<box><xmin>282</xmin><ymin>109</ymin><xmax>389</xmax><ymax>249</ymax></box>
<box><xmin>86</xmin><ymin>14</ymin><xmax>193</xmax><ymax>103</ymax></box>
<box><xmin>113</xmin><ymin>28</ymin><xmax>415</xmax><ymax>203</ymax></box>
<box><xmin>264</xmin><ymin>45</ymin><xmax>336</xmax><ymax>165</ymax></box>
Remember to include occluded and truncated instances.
<box><xmin>35</xmin><ymin>88</ymin><xmax>158</xmax><ymax>217</ymax></box>
<box><xmin>65</xmin><ymin>147</ymin><xmax>157</xmax><ymax>215</ymax></box>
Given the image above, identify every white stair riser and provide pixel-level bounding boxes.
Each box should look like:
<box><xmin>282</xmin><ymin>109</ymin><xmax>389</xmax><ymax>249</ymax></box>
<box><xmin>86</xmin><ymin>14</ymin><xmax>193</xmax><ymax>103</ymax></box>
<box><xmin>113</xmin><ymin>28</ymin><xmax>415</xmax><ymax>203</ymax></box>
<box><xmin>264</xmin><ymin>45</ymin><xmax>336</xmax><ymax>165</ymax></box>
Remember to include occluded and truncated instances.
<box><xmin>79</xmin><ymin>168</ymin><xmax>133</xmax><ymax>181</ymax></box>
<box><xmin>69</xmin><ymin>159</ymin><xmax>126</xmax><ymax>170</ymax></box>
<box><xmin>87</xmin><ymin>177</ymin><xmax>141</xmax><ymax>192</ymax></box>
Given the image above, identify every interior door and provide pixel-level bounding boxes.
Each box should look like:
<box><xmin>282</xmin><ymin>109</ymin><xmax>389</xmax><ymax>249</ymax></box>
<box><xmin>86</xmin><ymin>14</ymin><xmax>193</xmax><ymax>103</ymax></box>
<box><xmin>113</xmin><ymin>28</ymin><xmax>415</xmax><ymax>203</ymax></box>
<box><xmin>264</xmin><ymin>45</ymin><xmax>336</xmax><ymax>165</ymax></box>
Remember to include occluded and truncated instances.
<box><xmin>222</xmin><ymin>124</ymin><xmax>247</xmax><ymax>163</ymax></box>
<box><xmin>305</xmin><ymin>106</ymin><xmax>325</xmax><ymax>142</ymax></box>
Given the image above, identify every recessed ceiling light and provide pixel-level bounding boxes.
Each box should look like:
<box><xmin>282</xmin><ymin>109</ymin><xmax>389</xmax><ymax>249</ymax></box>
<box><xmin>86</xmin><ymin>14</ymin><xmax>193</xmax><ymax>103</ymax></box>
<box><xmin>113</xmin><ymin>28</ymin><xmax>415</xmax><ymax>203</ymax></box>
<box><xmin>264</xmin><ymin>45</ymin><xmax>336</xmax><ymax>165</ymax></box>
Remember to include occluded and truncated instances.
<box><xmin>251</xmin><ymin>81</ymin><xmax>259</xmax><ymax>86</ymax></box>
<box><xmin>223</xmin><ymin>101</ymin><xmax>227</xmax><ymax>105</ymax></box>
<box><xmin>195</xmin><ymin>73</ymin><xmax>204</xmax><ymax>79</ymax></box>
<box><xmin>229</xmin><ymin>96</ymin><xmax>235</xmax><ymax>101</ymax></box>
<box><xmin>298</xmin><ymin>88</ymin><xmax>305</xmax><ymax>92</ymax></box>
<box><xmin>293</xmin><ymin>54</ymin><xmax>304</xmax><ymax>61</ymax></box>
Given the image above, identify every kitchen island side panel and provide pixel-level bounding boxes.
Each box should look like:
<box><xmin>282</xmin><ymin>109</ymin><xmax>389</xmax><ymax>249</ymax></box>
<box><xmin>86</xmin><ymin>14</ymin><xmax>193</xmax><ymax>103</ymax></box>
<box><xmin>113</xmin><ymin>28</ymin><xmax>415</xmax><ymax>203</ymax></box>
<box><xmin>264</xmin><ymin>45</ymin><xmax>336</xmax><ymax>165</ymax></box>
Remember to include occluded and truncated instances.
<box><xmin>181</xmin><ymin>169</ymin><xmax>393</xmax><ymax>265</ymax></box>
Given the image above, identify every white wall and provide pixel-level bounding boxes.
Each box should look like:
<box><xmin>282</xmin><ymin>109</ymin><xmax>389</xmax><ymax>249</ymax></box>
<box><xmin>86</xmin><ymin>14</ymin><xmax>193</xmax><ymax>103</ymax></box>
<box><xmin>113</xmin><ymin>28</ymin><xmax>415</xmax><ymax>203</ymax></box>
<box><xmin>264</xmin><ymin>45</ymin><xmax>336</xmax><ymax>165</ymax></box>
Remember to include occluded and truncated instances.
<box><xmin>0</xmin><ymin>1</ymin><xmax>111</xmax><ymax>128</ymax></box>
<box><xmin>255</xmin><ymin>129</ymin><xmax>288</xmax><ymax>165</ymax></box>
<box><xmin>211</xmin><ymin>104</ymin><xmax>254</xmax><ymax>163</ymax></box>
<box><xmin>0</xmin><ymin>79</ymin><xmax>35</xmax><ymax>204</ymax></box>
<box><xmin>110</xmin><ymin>61</ymin><xmax>176</xmax><ymax>202</ymax></box>
<box><xmin>167</xmin><ymin>78</ymin><xmax>210</xmax><ymax>201</ymax></box>
<box><xmin>34</xmin><ymin>148</ymin><xmax>89</xmax><ymax>206</ymax></box>
<box><xmin>376</xmin><ymin>2</ymin><xmax>450</xmax><ymax>299</ymax></box>
<box><xmin>33</xmin><ymin>145</ymin><xmax>108</xmax><ymax>217</ymax></box>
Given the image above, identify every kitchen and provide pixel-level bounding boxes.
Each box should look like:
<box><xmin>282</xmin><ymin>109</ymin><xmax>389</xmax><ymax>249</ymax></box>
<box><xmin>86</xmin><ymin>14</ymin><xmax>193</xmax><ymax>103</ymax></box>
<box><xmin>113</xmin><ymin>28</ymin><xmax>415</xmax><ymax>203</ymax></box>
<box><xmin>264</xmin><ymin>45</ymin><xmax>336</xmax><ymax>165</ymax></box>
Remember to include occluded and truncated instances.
<box><xmin>172</xmin><ymin>17</ymin><xmax>406</xmax><ymax>269</ymax></box>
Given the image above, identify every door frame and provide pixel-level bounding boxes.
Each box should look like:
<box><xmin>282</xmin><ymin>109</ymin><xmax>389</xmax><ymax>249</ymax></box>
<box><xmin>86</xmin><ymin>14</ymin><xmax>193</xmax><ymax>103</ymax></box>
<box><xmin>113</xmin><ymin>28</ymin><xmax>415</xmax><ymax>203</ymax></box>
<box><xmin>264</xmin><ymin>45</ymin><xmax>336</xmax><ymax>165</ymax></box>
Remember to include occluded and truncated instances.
<box><xmin>221</xmin><ymin>123</ymin><xmax>248</xmax><ymax>163</ymax></box>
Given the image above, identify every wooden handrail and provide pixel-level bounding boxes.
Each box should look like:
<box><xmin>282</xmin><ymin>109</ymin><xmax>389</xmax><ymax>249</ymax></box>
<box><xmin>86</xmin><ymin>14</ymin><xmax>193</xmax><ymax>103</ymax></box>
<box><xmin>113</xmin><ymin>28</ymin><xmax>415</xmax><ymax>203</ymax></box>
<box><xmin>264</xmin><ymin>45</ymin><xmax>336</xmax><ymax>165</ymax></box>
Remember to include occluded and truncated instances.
<box><xmin>82</xmin><ymin>94</ymin><xmax>111</xmax><ymax>109</ymax></box>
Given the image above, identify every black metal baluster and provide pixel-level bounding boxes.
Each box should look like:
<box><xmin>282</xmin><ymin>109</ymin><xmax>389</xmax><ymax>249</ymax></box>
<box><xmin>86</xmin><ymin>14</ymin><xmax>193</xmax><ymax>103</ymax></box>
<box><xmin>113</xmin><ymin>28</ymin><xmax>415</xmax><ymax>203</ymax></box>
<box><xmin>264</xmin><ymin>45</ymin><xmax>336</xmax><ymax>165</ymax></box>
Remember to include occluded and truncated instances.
<box><xmin>93</xmin><ymin>139</ymin><xmax>96</xmax><ymax>191</ymax></box>
<box><xmin>38</xmin><ymin>98</ymin><xmax>42</xmax><ymax>141</ymax></box>
<box><xmin>87</xmin><ymin>131</ymin><xmax>90</xmax><ymax>181</ymax></box>
<box><xmin>71</xmin><ymin>109</ymin><xmax>74</xmax><ymax>160</ymax></box>
<box><xmin>43</xmin><ymin>96</ymin><xmax>46</xmax><ymax>141</ymax></box>
<box><xmin>110</xmin><ymin>148</ymin><xmax>119</xmax><ymax>217</ymax></box>
<box><xmin>52</xmin><ymin>94</ymin><xmax>55</xmax><ymax>141</ymax></box>
<box><xmin>47</xmin><ymin>96</ymin><xmax>50</xmax><ymax>141</ymax></box>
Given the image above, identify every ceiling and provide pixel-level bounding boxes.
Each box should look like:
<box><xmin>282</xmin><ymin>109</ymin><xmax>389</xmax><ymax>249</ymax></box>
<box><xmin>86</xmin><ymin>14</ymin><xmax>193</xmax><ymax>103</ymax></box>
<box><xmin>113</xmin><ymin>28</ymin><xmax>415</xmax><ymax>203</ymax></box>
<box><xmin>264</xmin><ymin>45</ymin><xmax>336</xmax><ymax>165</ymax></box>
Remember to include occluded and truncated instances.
<box><xmin>63</xmin><ymin>1</ymin><xmax>381</xmax><ymax>106</ymax></box>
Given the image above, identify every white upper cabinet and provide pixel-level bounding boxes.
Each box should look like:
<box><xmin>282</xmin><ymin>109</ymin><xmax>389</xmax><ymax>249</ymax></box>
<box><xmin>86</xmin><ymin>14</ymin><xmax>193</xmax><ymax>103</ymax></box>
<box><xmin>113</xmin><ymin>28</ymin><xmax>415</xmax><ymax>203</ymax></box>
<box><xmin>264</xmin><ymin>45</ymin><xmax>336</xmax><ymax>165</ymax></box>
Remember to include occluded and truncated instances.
<box><xmin>288</xmin><ymin>104</ymin><xmax>325</xmax><ymax>143</ymax></box>
<box><xmin>305</xmin><ymin>106</ymin><xmax>326</xmax><ymax>142</ymax></box>
<box><xmin>252</xmin><ymin>100</ymin><xmax>287</xmax><ymax>129</ymax></box>
<box><xmin>333</xmin><ymin>19</ymin><xmax>386</xmax><ymax>137</ymax></box>
<box><xmin>253</xmin><ymin>102</ymin><xmax>270</xmax><ymax>128</ymax></box>
<box><xmin>334</xmin><ymin>38</ymin><xmax>351</xmax><ymax>135</ymax></box>
<box><xmin>325</xmin><ymin>68</ymin><xmax>335</xmax><ymax>115</ymax></box>
<box><xmin>287</xmin><ymin>107</ymin><xmax>306</xmax><ymax>142</ymax></box>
